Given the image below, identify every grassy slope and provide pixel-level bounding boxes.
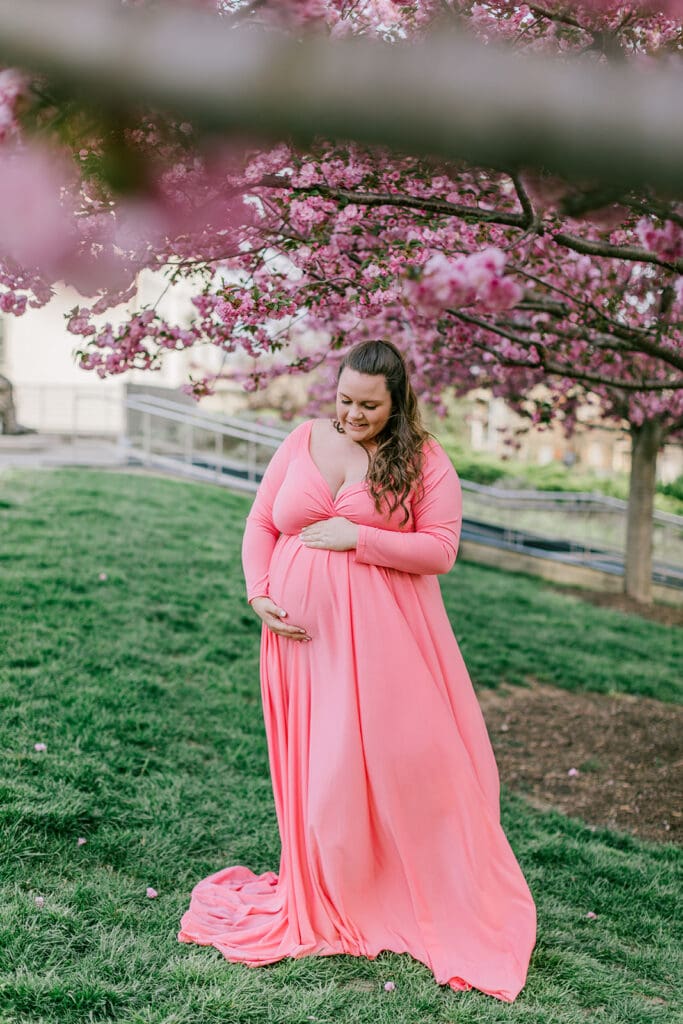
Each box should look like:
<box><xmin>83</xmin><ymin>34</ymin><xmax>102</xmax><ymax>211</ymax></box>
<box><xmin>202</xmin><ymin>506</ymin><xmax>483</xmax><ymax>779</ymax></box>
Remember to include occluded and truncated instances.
<box><xmin>0</xmin><ymin>469</ymin><xmax>680</xmax><ymax>1024</ymax></box>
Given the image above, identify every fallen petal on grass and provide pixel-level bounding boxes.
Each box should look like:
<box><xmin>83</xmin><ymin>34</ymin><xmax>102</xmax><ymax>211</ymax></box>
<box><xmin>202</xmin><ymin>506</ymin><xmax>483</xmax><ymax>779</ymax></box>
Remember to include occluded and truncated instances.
<box><xmin>146</xmin><ymin>887</ymin><xmax>158</xmax><ymax>899</ymax></box>
<box><xmin>33</xmin><ymin>742</ymin><xmax>47</xmax><ymax>752</ymax></box>
<box><xmin>586</xmin><ymin>911</ymin><xmax>598</xmax><ymax>919</ymax></box>
<box><xmin>567</xmin><ymin>767</ymin><xmax>580</xmax><ymax>777</ymax></box>
<box><xmin>77</xmin><ymin>837</ymin><xmax>87</xmax><ymax>846</ymax></box>
<box><xmin>383</xmin><ymin>981</ymin><xmax>396</xmax><ymax>991</ymax></box>
<box><xmin>34</xmin><ymin>896</ymin><xmax>45</xmax><ymax>909</ymax></box>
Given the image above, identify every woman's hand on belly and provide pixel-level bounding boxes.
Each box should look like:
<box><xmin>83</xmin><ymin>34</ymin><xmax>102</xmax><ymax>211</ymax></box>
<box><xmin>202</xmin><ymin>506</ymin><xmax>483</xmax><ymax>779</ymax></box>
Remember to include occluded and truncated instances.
<box><xmin>299</xmin><ymin>517</ymin><xmax>359</xmax><ymax>551</ymax></box>
<box><xmin>249</xmin><ymin>597</ymin><xmax>312</xmax><ymax>642</ymax></box>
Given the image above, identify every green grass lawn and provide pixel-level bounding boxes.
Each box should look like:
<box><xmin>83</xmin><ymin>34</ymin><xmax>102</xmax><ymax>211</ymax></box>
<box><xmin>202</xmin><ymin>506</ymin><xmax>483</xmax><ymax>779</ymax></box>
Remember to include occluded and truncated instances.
<box><xmin>0</xmin><ymin>468</ymin><xmax>681</xmax><ymax>1024</ymax></box>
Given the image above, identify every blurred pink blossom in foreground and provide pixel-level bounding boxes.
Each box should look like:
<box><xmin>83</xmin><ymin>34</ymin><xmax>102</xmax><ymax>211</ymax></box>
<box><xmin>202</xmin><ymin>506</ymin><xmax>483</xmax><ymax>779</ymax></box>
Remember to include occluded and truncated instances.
<box><xmin>0</xmin><ymin>69</ymin><xmax>24</xmax><ymax>142</ymax></box>
<box><xmin>0</xmin><ymin>143</ymin><xmax>77</xmax><ymax>270</ymax></box>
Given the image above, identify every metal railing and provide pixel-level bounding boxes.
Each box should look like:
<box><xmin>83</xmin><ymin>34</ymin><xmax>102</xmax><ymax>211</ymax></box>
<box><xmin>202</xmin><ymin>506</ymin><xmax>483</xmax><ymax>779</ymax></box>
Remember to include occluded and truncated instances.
<box><xmin>125</xmin><ymin>393</ymin><xmax>287</xmax><ymax>492</ymax></box>
<box><xmin>123</xmin><ymin>393</ymin><xmax>683</xmax><ymax>581</ymax></box>
<box><xmin>458</xmin><ymin>478</ymin><xmax>683</xmax><ymax>572</ymax></box>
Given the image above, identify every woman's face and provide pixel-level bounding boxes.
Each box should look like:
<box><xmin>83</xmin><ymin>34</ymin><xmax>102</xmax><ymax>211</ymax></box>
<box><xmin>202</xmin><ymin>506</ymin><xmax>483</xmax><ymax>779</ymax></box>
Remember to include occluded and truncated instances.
<box><xmin>336</xmin><ymin>367</ymin><xmax>393</xmax><ymax>444</ymax></box>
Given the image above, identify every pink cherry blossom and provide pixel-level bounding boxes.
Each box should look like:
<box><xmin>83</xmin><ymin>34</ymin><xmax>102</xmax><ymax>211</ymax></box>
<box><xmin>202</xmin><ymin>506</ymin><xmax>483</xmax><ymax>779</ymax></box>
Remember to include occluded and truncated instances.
<box><xmin>0</xmin><ymin>0</ymin><xmax>679</xmax><ymax>480</ymax></box>
<box><xmin>636</xmin><ymin>217</ymin><xmax>683</xmax><ymax>261</ymax></box>
<box><xmin>404</xmin><ymin>249</ymin><xmax>521</xmax><ymax>317</ymax></box>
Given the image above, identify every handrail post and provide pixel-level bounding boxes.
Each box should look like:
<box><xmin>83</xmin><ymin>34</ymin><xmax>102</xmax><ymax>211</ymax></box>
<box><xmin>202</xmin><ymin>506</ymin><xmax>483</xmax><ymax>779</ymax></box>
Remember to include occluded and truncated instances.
<box><xmin>215</xmin><ymin>429</ymin><xmax>222</xmax><ymax>481</ymax></box>
<box><xmin>184</xmin><ymin>419</ymin><xmax>193</xmax><ymax>464</ymax></box>
<box><xmin>247</xmin><ymin>438</ymin><xmax>256</xmax><ymax>483</ymax></box>
<box><xmin>143</xmin><ymin>410</ymin><xmax>151</xmax><ymax>463</ymax></box>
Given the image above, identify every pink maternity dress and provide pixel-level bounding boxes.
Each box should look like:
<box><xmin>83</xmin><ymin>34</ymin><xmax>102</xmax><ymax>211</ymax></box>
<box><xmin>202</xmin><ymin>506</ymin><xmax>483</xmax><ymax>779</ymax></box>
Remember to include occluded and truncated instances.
<box><xmin>178</xmin><ymin>418</ymin><xmax>536</xmax><ymax>1002</ymax></box>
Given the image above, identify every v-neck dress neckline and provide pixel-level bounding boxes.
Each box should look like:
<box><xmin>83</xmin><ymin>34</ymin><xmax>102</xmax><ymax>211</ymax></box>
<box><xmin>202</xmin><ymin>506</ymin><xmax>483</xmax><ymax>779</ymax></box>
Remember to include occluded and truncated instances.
<box><xmin>305</xmin><ymin>419</ymin><xmax>370</xmax><ymax>504</ymax></box>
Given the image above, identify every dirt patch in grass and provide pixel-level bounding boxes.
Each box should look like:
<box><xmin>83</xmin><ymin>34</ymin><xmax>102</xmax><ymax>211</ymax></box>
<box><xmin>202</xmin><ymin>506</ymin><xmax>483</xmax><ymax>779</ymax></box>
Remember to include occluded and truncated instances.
<box><xmin>541</xmin><ymin>583</ymin><xmax>683</xmax><ymax>628</ymax></box>
<box><xmin>478</xmin><ymin>680</ymin><xmax>683</xmax><ymax>845</ymax></box>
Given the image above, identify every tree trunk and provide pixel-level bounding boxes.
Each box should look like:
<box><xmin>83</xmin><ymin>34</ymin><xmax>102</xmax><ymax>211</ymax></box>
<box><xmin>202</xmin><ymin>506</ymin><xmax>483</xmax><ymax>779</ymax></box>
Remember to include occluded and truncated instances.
<box><xmin>624</xmin><ymin>417</ymin><xmax>664</xmax><ymax>605</ymax></box>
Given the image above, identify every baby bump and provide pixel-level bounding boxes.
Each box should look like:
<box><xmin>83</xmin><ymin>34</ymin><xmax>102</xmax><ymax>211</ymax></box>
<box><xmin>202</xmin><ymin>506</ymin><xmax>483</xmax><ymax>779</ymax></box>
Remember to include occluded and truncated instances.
<box><xmin>267</xmin><ymin>534</ymin><xmax>351</xmax><ymax>635</ymax></box>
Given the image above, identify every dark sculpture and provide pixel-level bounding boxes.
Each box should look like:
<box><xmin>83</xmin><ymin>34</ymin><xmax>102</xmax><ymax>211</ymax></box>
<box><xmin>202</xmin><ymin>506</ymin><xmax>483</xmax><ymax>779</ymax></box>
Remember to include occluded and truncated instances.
<box><xmin>0</xmin><ymin>374</ymin><xmax>34</xmax><ymax>434</ymax></box>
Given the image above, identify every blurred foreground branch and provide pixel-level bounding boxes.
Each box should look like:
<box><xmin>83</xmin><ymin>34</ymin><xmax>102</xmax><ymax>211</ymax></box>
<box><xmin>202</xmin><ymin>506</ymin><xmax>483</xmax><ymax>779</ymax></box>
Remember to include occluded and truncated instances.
<box><xmin>0</xmin><ymin>0</ymin><xmax>682</xmax><ymax>191</ymax></box>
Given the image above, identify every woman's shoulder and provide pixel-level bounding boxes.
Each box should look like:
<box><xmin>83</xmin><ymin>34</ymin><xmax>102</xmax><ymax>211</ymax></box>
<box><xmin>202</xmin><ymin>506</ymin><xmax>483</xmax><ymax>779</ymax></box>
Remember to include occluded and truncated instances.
<box><xmin>279</xmin><ymin>418</ymin><xmax>315</xmax><ymax>444</ymax></box>
<box><xmin>279</xmin><ymin>417</ymin><xmax>337</xmax><ymax>452</ymax></box>
<box><xmin>288</xmin><ymin>417</ymin><xmax>329</xmax><ymax>433</ymax></box>
<box><xmin>288</xmin><ymin>418</ymin><xmax>340</xmax><ymax>444</ymax></box>
<box><xmin>420</xmin><ymin>434</ymin><xmax>454</xmax><ymax>463</ymax></box>
<box><xmin>418</xmin><ymin>435</ymin><xmax>461</xmax><ymax>483</ymax></box>
<box><xmin>307</xmin><ymin>417</ymin><xmax>334</xmax><ymax>432</ymax></box>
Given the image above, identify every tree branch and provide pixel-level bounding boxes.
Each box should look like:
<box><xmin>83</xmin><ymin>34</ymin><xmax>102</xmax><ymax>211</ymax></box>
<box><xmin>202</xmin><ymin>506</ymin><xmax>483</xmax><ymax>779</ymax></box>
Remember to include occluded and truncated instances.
<box><xmin>504</xmin><ymin>297</ymin><xmax>683</xmax><ymax>372</ymax></box>
<box><xmin>552</xmin><ymin>231</ymin><xmax>683</xmax><ymax>273</ymax></box>
<box><xmin>448</xmin><ymin>309</ymin><xmax>683</xmax><ymax>391</ymax></box>
<box><xmin>1</xmin><ymin>0</ymin><xmax>683</xmax><ymax>194</ymax></box>
<box><xmin>525</xmin><ymin>2</ymin><xmax>588</xmax><ymax>33</ymax></box>
<box><xmin>257</xmin><ymin>175</ymin><xmax>526</xmax><ymax>226</ymax></box>
<box><xmin>259</xmin><ymin>175</ymin><xmax>683</xmax><ymax>272</ymax></box>
<box><xmin>509</xmin><ymin>171</ymin><xmax>536</xmax><ymax>228</ymax></box>
<box><xmin>618</xmin><ymin>196</ymin><xmax>683</xmax><ymax>230</ymax></box>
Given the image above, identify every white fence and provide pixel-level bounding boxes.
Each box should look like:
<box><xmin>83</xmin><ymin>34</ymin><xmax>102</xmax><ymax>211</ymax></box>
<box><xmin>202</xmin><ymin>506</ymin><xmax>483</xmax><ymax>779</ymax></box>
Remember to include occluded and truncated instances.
<box><xmin>14</xmin><ymin>383</ymin><xmax>124</xmax><ymax>436</ymax></box>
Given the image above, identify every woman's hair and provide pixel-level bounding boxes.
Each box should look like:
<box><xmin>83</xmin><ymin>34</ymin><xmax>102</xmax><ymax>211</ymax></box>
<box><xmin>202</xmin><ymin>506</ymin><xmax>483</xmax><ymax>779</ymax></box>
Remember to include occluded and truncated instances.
<box><xmin>333</xmin><ymin>340</ymin><xmax>431</xmax><ymax>524</ymax></box>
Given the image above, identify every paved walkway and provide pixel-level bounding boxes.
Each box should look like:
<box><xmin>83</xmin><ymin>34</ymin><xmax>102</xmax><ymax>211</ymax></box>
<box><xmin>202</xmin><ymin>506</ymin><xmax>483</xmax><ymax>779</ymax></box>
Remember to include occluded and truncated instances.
<box><xmin>0</xmin><ymin>434</ymin><xmax>128</xmax><ymax>470</ymax></box>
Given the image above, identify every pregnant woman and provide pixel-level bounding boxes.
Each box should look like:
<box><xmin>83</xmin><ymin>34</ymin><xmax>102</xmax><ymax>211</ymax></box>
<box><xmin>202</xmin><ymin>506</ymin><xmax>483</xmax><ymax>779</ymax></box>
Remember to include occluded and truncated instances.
<box><xmin>178</xmin><ymin>339</ymin><xmax>536</xmax><ymax>1002</ymax></box>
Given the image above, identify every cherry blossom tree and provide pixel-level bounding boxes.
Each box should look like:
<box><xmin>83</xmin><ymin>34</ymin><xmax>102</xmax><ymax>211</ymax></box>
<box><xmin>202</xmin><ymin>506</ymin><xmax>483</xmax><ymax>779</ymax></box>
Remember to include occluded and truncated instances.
<box><xmin>0</xmin><ymin>0</ymin><xmax>682</xmax><ymax>603</ymax></box>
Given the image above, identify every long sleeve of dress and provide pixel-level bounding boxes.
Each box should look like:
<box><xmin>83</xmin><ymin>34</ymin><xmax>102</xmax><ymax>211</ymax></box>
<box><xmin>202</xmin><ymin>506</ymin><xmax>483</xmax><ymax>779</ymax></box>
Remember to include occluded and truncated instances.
<box><xmin>354</xmin><ymin>442</ymin><xmax>462</xmax><ymax>576</ymax></box>
<box><xmin>241</xmin><ymin>423</ymin><xmax>306</xmax><ymax>603</ymax></box>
